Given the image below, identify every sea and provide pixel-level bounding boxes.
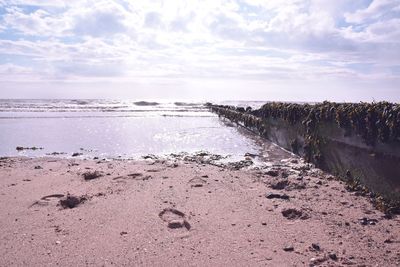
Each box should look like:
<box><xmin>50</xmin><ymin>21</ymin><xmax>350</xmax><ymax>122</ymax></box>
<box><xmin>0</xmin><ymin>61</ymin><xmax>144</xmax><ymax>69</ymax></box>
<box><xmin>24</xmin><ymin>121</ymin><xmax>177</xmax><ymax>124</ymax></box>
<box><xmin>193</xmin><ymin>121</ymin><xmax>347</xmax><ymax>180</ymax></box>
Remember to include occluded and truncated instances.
<box><xmin>0</xmin><ymin>99</ymin><xmax>289</xmax><ymax>162</ymax></box>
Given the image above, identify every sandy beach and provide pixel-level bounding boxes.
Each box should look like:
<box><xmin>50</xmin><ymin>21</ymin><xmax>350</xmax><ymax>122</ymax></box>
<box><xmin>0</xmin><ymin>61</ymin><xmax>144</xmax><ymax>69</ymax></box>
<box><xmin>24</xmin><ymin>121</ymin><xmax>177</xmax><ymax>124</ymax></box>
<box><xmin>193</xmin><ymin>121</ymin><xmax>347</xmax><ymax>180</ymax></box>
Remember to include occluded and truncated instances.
<box><xmin>1</xmin><ymin>0</ymin><xmax>400</xmax><ymax>266</ymax></box>
<box><xmin>1</xmin><ymin>155</ymin><xmax>399</xmax><ymax>266</ymax></box>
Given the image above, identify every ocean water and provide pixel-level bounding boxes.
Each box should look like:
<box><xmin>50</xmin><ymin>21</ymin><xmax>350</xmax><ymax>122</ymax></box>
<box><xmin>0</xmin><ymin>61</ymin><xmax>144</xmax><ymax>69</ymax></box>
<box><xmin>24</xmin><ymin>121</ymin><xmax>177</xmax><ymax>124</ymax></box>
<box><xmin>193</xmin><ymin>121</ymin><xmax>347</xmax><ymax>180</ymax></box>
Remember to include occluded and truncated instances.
<box><xmin>0</xmin><ymin>99</ymin><xmax>289</xmax><ymax>161</ymax></box>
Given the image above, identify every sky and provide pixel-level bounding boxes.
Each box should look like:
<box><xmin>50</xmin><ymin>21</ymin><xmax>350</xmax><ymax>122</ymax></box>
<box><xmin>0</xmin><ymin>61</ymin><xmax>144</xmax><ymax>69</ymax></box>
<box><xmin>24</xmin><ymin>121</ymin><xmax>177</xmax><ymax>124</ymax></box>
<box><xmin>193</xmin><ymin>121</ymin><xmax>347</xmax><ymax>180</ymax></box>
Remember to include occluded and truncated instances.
<box><xmin>0</xmin><ymin>0</ymin><xmax>399</xmax><ymax>102</ymax></box>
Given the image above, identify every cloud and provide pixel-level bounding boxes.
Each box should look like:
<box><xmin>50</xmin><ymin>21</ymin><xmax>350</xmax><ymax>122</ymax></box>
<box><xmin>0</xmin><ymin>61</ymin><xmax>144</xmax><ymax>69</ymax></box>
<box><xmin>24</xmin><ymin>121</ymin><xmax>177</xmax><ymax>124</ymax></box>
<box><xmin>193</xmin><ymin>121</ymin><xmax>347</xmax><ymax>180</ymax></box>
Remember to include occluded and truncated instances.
<box><xmin>71</xmin><ymin>1</ymin><xmax>133</xmax><ymax>37</ymax></box>
<box><xmin>2</xmin><ymin>7</ymin><xmax>70</xmax><ymax>36</ymax></box>
<box><xmin>0</xmin><ymin>0</ymin><xmax>399</xmax><ymax>101</ymax></box>
<box><xmin>345</xmin><ymin>0</ymin><xmax>400</xmax><ymax>24</ymax></box>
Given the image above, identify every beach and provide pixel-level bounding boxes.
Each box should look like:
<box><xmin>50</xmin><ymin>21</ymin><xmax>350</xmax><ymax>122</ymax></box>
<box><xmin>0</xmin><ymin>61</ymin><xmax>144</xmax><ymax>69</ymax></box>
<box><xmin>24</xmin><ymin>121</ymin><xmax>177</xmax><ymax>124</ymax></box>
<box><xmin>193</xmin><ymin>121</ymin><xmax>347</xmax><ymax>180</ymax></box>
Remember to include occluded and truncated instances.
<box><xmin>1</xmin><ymin>100</ymin><xmax>400</xmax><ymax>266</ymax></box>
<box><xmin>1</xmin><ymin>155</ymin><xmax>399</xmax><ymax>266</ymax></box>
<box><xmin>2</xmin><ymin>0</ymin><xmax>400</xmax><ymax>266</ymax></box>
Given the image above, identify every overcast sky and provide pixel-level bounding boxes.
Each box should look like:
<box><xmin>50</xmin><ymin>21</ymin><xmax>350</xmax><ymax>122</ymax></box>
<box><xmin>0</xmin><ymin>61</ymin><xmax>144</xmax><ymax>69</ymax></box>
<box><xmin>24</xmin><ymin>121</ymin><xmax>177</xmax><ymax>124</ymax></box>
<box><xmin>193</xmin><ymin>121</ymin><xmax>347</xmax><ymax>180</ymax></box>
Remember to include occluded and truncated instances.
<box><xmin>0</xmin><ymin>0</ymin><xmax>399</xmax><ymax>101</ymax></box>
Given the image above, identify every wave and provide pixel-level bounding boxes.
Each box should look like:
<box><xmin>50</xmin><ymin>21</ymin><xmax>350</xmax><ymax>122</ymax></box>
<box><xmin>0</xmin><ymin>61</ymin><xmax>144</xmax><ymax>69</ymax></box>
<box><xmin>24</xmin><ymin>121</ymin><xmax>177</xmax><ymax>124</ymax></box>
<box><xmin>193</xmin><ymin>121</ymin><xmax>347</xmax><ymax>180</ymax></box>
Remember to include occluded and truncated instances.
<box><xmin>71</xmin><ymin>100</ymin><xmax>90</xmax><ymax>105</ymax></box>
<box><xmin>0</xmin><ymin>114</ymin><xmax>215</xmax><ymax>119</ymax></box>
<box><xmin>174</xmin><ymin>102</ymin><xmax>201</xmax><ymax>107</ymax></box>
<box><xmin>0</xmin><ymin>108</ymin><xmax>207</xmax><ymax>113</ymax></box>
<box><xmin>133</xmin><ymin>101</ymin><xmax>160</xmax><ymax>106</ymax></box>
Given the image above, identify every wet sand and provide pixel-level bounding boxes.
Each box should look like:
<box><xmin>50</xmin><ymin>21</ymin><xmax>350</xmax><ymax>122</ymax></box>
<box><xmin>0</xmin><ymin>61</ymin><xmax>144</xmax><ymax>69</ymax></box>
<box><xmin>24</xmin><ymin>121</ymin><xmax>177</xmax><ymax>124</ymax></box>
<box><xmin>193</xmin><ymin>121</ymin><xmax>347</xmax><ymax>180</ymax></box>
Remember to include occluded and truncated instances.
<box><xmin>0</xmin><ymin>156</ymin><xmax>399</xmax><ymax>266</ymax></box>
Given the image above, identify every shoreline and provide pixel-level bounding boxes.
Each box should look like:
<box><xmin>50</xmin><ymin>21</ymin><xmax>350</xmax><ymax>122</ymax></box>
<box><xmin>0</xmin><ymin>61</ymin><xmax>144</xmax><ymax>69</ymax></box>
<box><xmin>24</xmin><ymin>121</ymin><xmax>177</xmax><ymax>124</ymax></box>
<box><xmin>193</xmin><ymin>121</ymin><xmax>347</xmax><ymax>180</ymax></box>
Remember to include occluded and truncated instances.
<box><xmin>1</xmin><ymin>156</ymin><xmax>399</xmax><ymax>266</ymax></box>
<box><xmin>208</xmin><ymin>102</ymin><xmax>400</xmax><ymax>208</ymax></box>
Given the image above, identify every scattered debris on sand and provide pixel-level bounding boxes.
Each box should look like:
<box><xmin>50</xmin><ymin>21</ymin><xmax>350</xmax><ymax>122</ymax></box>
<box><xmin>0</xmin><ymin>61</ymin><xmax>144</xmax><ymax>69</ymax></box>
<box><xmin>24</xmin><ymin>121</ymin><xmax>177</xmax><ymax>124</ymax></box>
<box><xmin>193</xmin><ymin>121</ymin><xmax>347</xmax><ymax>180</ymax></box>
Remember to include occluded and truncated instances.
<box><xmin>82</xmin><ymin>171</ymin><xmax>103</xmax><ymax>181</ymax></box>
<box><xmin>281</xmin><ymin>208</ymin><xmax>309</xmax><ymax>220</ymax></box>
<box><xmin>59</xmin><ymin>194</ymin><xmax>87</xmax><ymax>209</ymax></box>
<box><xmin>1</xmin><ymin>156</ymin><xmax>399</xmax><ymax>266</ymax></box>
<box><xmin>266</xmin><ymin>193</ymin><xmax>290</xmax><ymax>200</ymax></box>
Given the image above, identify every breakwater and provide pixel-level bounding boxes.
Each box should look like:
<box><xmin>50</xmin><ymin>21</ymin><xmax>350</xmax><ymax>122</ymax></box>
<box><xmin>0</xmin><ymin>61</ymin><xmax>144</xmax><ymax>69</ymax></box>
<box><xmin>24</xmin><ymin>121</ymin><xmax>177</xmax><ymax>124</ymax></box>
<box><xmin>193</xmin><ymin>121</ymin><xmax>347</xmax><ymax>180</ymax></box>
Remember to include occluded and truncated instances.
<box><xmin>208</xmin><ymin>102</ymin><xmax>400</xmax><ymax>211</ymax></box>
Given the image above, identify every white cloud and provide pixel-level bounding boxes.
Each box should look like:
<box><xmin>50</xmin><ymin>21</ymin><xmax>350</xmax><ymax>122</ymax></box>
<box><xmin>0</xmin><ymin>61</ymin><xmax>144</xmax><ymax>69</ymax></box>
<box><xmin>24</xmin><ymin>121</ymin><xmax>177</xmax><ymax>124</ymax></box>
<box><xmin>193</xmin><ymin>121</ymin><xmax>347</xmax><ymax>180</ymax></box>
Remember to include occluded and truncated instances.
<box><xmin>345</xmin><ymin>0</ymin><xmax>400</xmax><ymax>24</ymax></box>
<box><xmin>3</xmin><ymin>7</ymin><xmax>70</xmax><ymax>36</ymax></box>
<box><xmin>0</xmin><ymin>0</ymin><xmax>398</xmax><ymax>101</ymax></box>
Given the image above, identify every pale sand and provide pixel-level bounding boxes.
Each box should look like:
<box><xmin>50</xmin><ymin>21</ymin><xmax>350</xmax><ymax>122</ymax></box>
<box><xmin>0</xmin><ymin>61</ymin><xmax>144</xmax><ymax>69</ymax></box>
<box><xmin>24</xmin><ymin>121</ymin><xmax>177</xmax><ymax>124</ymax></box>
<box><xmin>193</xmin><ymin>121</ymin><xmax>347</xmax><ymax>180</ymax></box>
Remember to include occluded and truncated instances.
<box><xmin>0</xmin><ymin>156</ymin><xmax>399</xmax><ymax>266</ymax></box>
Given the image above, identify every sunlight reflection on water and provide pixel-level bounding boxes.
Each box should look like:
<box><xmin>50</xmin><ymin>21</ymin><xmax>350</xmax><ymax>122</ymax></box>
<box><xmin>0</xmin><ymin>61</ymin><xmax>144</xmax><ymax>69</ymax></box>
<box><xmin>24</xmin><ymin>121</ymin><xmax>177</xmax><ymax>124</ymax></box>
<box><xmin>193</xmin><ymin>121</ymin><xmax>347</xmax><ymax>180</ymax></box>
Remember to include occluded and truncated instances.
<box><xmin>0</xmin><ymin>99</ymin><xmax>289</xmax><ymax>161</ymax></box>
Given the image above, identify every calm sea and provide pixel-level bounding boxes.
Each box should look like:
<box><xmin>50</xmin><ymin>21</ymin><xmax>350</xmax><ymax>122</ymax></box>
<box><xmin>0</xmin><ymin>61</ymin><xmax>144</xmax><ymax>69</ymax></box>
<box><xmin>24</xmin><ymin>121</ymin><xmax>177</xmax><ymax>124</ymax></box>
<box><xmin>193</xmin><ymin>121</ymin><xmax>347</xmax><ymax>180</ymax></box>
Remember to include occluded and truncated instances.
<box><xmin>0</xmin><ymin>99</ymin><xmax>288</xmax><ymax>161</ymax></box>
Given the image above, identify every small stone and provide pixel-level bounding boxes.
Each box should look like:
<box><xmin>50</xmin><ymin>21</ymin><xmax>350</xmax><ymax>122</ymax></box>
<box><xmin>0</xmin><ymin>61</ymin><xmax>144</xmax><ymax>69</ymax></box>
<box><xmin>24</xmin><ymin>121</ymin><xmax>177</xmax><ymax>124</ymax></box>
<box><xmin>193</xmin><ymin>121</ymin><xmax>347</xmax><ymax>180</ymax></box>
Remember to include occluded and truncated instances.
<box><xmin>283</xmin><ymin>245</ymin><xmax>294</xmax><ymax>252</ymax></box>
<box><xmin>82</xmin><ymin>171</ymin><xmax>102</xmax><ymax>181</ymax></box>
<box><xmin>282</xmin><ymin>208</ymin><xmax>309</xmax><ymax>220</ymax></box>
<box><xmin>328</xmin><ymin>252</ymin><xmax>338</xmax><ymax>261</ymax></box>
<box><xmin>311</xmin><ymin>243</ymin><xmax>321</xmax><ymax>251</ymax></box>
<box><xmin>59</xmin><ymin>195</ymin><xmax>85</xmax><ymax>209</ymax></box>
<box><xmin>266</xmin><ymin>170</ymin><xmax>279</xmax><ymax>177</ymax></box>
<box><xmin>270</xmin><ymin>180</ymin><xmax>288</xmax><ymax>190</ymax></box>
<box><xmin>310</xmin><ymin>256</ymin><xmax>327</xmax><ymax>265</ymax></box>
<box><xmin>359</xmin><ymin>217</ymin><xmax>378</xmax><ymax>226</ymax></box>
<box><xmin>120</xmin><ymin>231</ymin><xmax>128</xmax><ymax>235</ymax></box>
<box><xmin>55</xmin><ymin>241</ymin><xmax>61</xmax><ymax>245</ymax></box>
<box><xmin>266</xmin><ymin>193</ymin><xmax>290</xmax><ymax>200</ymax></box>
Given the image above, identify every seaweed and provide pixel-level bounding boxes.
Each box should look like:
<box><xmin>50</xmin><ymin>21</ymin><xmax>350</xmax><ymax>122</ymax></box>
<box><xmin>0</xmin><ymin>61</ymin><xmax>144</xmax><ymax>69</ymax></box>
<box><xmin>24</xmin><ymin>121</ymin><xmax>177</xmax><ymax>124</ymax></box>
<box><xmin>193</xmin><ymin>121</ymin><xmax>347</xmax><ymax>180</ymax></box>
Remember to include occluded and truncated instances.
<box><xmin>209</xmin><ymin>101</ymin><xmax>400</xmax><ymax>147</ymax></box>
<box><xmin>207</xmin><ymin>101</ymin><xmax>400</xmax><ymax>213</ymax></box>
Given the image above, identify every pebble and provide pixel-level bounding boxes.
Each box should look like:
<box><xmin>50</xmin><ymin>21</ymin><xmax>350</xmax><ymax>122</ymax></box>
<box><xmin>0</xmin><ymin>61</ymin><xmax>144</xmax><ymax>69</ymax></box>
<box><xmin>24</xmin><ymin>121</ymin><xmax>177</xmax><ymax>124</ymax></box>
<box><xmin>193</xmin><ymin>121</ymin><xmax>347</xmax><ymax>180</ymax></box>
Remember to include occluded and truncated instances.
<box><xmin>283</xmin><ymin>245</ymin><xmax>294</xmax><ymax>252</ymax></box>
<box><xmin>328</xmin><ymin>252</ymin><xmax>338</xmax><ymax>261</ymax></box>
<box><xmin>266</xmin><ymin>170</ymin><xmax>279</xmax><ymax>177</ymax></box>
<box><xmin>311</xmin><ymin>243</ymin><xmax>321</xmax><ymax>251</ymax></box>
<box><xmin>266</xmin><ymin>193</ymin><xmax>290</xmax><ymax>200</ymax></box>
<box><xmin>359</xmin><ymin>217</ymin><xmax>378</xmax><ymax>226</ymax></box>
<box><xmin>310</xmin><ymin>256</ymin><xmax>326</xmax><ymax>265</ymax></box>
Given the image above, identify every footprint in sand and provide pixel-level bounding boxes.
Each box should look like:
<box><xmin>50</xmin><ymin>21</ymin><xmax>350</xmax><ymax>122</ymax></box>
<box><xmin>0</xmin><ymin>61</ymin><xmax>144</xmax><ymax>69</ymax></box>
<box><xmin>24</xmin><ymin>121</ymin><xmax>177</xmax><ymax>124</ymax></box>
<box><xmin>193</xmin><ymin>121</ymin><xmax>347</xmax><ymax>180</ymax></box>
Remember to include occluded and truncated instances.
<box><xmin>127</xmin><ymin>173</ymin><xmax>143</xmax><ymax>178</ymax></box>
<box><xmin>159</xmin><ymin>208</ymin><xmax>191</xmax><ymax>230</ymax></box>
<box><xmin>188</xmin><ymin>177</ymin><xmax>207</xmax><ymax>188</ymax></box>
<box><xmin>112</xmin><ymin>173</ymin><xmax>151</xmax><ymax>182</ymax></box>
<box><xmin>29</xmin><ymin>194</ymin><xmax>65</xmax><ymax>208</ymax></box>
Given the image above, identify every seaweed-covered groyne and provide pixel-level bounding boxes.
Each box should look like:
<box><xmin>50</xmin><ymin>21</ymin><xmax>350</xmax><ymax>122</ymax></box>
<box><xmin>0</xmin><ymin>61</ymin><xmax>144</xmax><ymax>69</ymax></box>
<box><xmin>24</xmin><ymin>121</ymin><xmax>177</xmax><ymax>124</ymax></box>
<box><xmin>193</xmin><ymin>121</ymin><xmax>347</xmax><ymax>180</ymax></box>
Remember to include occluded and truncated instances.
<box><xmin>208</xmin><ymin>102</ymin><xmax>400</xmax><ymax>207</ymax></box>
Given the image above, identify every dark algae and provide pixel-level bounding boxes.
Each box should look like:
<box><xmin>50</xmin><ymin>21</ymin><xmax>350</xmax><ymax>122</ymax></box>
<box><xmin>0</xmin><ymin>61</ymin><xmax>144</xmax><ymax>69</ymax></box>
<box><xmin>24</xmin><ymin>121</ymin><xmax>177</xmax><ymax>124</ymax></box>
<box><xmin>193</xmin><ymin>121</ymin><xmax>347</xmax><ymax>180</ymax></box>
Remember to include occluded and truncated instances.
<box><xmin>207</xmin><ymin>101</ymin><xmax>400</xmax><ymax>215</ymax></box>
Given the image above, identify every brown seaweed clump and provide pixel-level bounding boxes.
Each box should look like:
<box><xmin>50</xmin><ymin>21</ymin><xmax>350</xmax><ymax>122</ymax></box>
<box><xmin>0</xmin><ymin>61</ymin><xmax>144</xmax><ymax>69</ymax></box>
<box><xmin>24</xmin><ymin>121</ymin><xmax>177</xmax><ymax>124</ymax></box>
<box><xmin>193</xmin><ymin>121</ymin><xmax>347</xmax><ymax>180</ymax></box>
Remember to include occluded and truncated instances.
<box><xmin>207</xmin><ymin>101</ymin><xmax>400</xmax><ymax>214</ymax></box>
<box><xmin>208</xmin><ymin>101</ymin><xmax>400</xmax><ymax>167</ymax></box>
<box><xmin>59</xmin><ymin>194</ymin><xmax>87</xmax><ymax>209</ymax></box>
<box><xmin>254</xmin><ymin>101</ymin><xmax>400</xmax><ymax>145</ymax></box>
<box><xmin>209</xmin><ymin>101</ymin><xmax>400</xmax><ymax>146</ymax></box>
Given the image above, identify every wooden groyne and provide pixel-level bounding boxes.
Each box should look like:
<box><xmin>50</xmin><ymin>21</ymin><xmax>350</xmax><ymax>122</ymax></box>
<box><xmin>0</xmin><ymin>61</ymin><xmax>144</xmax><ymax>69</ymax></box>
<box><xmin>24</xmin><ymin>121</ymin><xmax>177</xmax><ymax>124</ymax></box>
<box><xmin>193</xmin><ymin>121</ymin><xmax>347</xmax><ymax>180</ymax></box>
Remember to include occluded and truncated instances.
<box><xmin>207</xmin><ymin>102</ymin><xmax>400</xmax><ymax>212</ymax></box>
